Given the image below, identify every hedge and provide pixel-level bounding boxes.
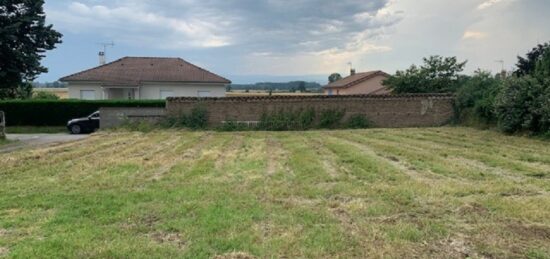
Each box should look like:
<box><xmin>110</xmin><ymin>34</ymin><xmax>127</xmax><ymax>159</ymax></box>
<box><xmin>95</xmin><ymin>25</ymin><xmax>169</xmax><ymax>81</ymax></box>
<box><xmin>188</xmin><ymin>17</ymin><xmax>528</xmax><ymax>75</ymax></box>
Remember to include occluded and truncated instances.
<box><xmin>0</xmin><ymin>100</ymin><xmax>165</xmax><ymax>126</ymax></box>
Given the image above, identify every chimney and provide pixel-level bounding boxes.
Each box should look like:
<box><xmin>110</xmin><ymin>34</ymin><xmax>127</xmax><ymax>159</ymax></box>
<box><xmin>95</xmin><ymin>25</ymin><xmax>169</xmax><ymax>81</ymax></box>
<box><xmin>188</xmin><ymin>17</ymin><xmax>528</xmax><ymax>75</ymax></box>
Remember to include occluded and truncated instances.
<box><xmin>350</xmin><ymin>68</ymin><xmax>356</xmax><ymax>76</ymax></box>
<box><xmin>99</xmin><ymin>51</ymin><xmax>106</xmax><ymax>65</ymax></box>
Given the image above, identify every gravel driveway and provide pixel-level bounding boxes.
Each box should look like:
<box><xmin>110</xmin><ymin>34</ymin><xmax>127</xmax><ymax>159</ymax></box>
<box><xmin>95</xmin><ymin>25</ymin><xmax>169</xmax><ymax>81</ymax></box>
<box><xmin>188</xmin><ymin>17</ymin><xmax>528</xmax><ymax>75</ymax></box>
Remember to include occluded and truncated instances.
<box><xmin>1</xmin><ymin>134</ymin><xmax>89</xmax><ymax>153</ymax></box>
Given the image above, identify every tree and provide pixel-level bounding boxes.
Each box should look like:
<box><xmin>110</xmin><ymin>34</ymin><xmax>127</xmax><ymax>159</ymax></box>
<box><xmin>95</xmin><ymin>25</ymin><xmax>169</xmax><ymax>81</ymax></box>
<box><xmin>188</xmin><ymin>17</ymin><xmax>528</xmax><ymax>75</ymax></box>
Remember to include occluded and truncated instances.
<box><xmin>297</xmin><ymin>81</ymin><xmax>306</xmax><ymax>92</ymax></box>
<box><xmin>383</xmin><ymin>56</ymin><xmax>467</xmax><ymax>93</ymax></box>
<box><xmin>495</xmin><ymin>76</ymin><xmax>549</xmax><ymax>134</ymax></box>
<box><xmin>514</xmin><ymin>42</ymin><xmax>550</xmax><ymax>77</ymax></box>
<box><xmin>0</xmin><ymin>0</ymin><xmax>62</xmax><ymax>99</ymax></box>
<box><xmin>534</xmin><ymin>47</ymin><xmax>550</xmax><ymax>79</ymax></box>
<box><xmin>455</xmin><ymin>70</ymin><xmax>501</xmax><ymax>125</ymax></box>
<box><xmin>328</xmin><ymin>73</ymin><xmax>342</xmax><ymax>83</ymax></box>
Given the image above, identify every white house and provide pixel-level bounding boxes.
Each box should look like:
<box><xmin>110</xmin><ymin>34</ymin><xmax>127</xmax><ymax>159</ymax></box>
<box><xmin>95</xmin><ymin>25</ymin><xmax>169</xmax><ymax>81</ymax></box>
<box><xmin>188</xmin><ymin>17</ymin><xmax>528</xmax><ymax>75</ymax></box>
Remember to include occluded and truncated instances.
<box><xmin>60</xmin><ymin>57</ymin><xmax>231</xmax><ymax>100</ymax></box>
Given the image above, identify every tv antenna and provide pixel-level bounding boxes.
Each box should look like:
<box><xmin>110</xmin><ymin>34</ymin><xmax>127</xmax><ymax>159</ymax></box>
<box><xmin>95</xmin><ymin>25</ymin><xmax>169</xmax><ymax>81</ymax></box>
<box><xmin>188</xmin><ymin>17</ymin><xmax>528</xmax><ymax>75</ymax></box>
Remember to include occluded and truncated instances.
<box><xmin>97</xmin><ymin>41</ymin><xmax>115</xmax><ymax>65</ymax></box>
<box><xmin>495</xmin><ymin>60</ymin><xmax>504</xmax><ymax>71</ymax></box>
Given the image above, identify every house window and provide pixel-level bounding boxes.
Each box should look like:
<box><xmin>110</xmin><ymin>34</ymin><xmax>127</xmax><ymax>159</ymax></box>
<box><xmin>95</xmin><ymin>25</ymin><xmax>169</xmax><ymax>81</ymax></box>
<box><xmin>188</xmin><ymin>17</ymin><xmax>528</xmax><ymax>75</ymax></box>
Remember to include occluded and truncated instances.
<box><xmin>160</xmin><ymin>90</ymin><xmax>174</xmax><ymax>99</ymax></box>
<box><xmin>197</xmin><ymin>91</ymin><xmax>211</xmax><ymax>97</ymax></box>
<box><xmin>328</xmin><ymin>89</ymin><xmax>333</xmax><ymax>96</ymax></box>
<box><xmin>80</xmin><ymin>90</ymin><xmax>96</xmax><ymax>100</ymax></box>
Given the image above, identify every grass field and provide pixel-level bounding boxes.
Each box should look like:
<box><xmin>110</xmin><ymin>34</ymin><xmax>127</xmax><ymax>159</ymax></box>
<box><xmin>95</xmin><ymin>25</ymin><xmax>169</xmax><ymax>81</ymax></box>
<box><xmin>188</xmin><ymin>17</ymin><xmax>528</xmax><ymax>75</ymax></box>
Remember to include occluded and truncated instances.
<box><xmin>0</xmin><ymin>127</ymin><xmax>549</xmax><ymax>258</ymax></box>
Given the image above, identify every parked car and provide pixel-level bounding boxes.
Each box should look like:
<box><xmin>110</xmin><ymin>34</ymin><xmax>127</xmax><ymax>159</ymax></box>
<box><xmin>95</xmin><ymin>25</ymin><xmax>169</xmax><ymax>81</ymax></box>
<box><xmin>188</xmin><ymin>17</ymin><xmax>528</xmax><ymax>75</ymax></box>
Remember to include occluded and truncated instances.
<box><xmin>67</xmin><ymin>111</ymin><xmax>100</xmax><ymax>134</ymax></box>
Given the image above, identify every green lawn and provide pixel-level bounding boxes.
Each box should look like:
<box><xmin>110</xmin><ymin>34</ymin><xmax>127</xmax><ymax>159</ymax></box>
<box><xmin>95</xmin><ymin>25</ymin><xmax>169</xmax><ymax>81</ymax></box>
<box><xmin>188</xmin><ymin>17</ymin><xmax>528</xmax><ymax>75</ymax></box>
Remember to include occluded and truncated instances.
<box><xmin>0</xmin><ymin>128</ymin><xmax>549</xmax><ymax>258</ymax></box>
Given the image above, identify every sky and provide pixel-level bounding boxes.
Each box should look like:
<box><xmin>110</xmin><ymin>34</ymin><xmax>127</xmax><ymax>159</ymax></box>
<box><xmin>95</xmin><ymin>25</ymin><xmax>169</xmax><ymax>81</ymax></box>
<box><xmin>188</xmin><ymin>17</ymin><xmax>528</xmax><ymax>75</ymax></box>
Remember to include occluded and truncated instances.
<box><xmin>38</xmin><ymin>0</ymin><xmax>550</xmax><ymax>84</ymax></box>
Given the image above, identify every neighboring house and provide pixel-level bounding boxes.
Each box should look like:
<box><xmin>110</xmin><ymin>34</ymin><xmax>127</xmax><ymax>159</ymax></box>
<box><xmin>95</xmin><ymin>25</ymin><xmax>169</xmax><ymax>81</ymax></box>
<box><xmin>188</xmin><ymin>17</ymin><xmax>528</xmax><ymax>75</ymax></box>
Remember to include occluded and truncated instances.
<box><xmin>60</xmin><ymin>57</ymin><xmax>231</xmax><ymax>100</ymax></box>
<box><xmin>323</xmin><ymin>70</ymin><xmax>391</xmax><ymax>95</ymax></box>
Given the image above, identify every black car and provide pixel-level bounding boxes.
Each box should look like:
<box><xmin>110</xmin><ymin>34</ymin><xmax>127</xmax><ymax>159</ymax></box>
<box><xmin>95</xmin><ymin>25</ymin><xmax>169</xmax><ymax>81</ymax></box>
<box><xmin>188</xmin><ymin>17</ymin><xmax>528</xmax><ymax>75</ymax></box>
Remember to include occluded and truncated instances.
<box><xmin>67</xmin><ymin>111</ymin><xmax>100</xmax><ymax>134</ymax></box>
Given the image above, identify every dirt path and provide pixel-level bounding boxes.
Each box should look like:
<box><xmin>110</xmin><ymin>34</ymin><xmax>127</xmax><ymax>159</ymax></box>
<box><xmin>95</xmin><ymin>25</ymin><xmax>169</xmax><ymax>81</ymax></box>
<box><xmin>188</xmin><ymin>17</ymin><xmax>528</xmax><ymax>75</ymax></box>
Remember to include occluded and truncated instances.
<box><xmin>0</xmin><ymin>133</ymin><xmax>90</xmax><ymax>153</ymax></box>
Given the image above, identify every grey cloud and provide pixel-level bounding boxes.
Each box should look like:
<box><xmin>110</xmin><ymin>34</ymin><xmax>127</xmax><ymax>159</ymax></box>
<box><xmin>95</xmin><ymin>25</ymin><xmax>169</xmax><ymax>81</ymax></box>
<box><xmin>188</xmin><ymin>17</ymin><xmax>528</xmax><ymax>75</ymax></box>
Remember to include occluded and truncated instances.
<box><xmin>48</xmin><ymin>0</ymin><xmax>402</xmax><ymax>53</ymax></box>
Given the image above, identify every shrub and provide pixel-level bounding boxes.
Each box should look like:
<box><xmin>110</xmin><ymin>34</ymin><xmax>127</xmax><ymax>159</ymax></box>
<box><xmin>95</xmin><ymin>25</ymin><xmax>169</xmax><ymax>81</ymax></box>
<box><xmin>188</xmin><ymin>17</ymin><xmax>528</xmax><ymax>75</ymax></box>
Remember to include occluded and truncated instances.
<box><xmin>0</xmin><ymin>100</ymin><xmax>165</xmax><ymax>126</ymax></box>
<box><xmin>346</xmin><ymin>114</ymin><xmax>370</xmax><ymax>129</ymax></box>
<box><xmin>455</xmin><ymin>70</ymin><xmax>501</xmax><ymax>126</ymax></box>
<box><xmin>185</xmin><ymin>106</ymin><xmax>208</xmax><ymax>129</ymax></box>
<box><xmin>32</xmin><ymin>91</ymin><xmax>60</xmax><ymax>100</ymax></box>
<box><xmin>163</xmin><ymin>105</ymin><xmax>208</xmax><ymax>130</ymax></box>
<box><xmin>118</xmin><ymin>120</ymin><xmax>157</xmax><ymax>133</ymax></box>
<box><xmin>318</xmin><ymin>109</ymin><xmax>345</xmax><ymax>129</ymax></box>
<box><xmin>218</xmin><ymin>120</ymin><xmax>250</xmax><ymax>131</ymax></box>
<box><xmin>258</xmin><ymin>108</ymin><xmax>316</xmax><ymax>131</ymax></box>
<box><xmin>494</xmin><ymin>76</ymin><xmax>549</xmax><ymax>133</ymax></box>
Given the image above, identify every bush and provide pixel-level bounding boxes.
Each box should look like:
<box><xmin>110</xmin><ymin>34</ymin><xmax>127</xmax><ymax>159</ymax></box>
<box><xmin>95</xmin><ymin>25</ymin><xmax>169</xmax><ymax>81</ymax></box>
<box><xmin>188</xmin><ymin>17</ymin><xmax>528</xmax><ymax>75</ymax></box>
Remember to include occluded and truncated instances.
<box><xmin>0</xmin><ymin>100</ymin><xmax>165</xmax><ymax>126</ymax></box>
<box><xmin>346</xmin><ymin>114</ymin><xmax>370</xmax><ymax>129</ymax></box>
<box><xmin>318</xmin><ymin>109</ymin><xmax>345</xmax><ymax>129</ymax></box>
<box><xmin>32</xmin><ymin>91</ymin><xmax>60</xmax><ymax>100</ymax></box>
<box><xmin>455</xmin><ymin>70</ymin><xmax>501</xmax><ymax>126</ymax></box>
<box><xmin>494</xmin><ymin>76</ymin><xmax>549</xmax><ymax>133</ymax></box>
<box><xmin>217</xmin><ymin>120</ymin><xmax>250</xmax><ymax>131</ymax></box>
<box><xmin>258</xmin><ymin>108</ymin><xmax>316</xmax><ymax>131</ymax></box>
<box><xmin>163</xmin><ymin>106</ymin><xmax>208</xmax><ymax>130</ymax></box>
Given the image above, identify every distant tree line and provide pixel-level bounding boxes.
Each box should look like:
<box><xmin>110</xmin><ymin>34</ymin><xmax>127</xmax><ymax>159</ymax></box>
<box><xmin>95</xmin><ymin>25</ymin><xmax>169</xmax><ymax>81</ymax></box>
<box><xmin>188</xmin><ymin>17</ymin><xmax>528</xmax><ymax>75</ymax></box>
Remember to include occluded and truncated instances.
<box><xmin>229</xmin><ymin>81</ymin><xmax>322</xmax><ymax>92</ymax></box>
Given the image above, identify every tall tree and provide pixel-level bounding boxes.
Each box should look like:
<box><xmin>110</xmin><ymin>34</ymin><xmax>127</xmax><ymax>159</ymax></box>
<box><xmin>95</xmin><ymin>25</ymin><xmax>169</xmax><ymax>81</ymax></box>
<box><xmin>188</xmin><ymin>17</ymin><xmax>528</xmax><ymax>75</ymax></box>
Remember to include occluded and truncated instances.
<box><xmin>297</xmin><ymin>81</ymin><xmax>306</xmax><ymax>92</ymax></box>
<box><xmin>383</xmin><ymin>56</ymin><xmax>467</xmax><ymax>93</ymax></box>
<box><xmin>0</xmin><ymin>0</ymin><xmax>62</xmax><ymax>99</ymax></box>
<box><xmin>534</xmin><ymin>47</ymin><xmax>550</xmax><ymax>79</ymax></box>
<box><xmin>514</xmin><ymin>42</ymin><xmax>550</xmax><ymax>77</ymax></box>
<box><xmin>328</xmin><ymin>73</ymin><xmax>342</xmax><ymax>83</ymax></box>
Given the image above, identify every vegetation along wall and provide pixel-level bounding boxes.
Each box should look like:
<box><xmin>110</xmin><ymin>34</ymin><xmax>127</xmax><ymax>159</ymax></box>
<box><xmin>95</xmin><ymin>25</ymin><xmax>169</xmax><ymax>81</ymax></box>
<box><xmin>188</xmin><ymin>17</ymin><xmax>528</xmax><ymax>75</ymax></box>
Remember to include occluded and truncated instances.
<box><xmin>166</xmin><ymin>94</ymin><xmax>455</xmax><ymax>128</ymax></box>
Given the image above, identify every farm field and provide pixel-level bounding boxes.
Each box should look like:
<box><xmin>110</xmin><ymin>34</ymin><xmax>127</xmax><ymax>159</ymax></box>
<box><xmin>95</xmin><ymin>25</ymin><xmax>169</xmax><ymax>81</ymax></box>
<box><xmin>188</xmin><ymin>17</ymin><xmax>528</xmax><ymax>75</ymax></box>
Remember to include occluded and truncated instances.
<box><xmin>0</xmin><ymin>127</ymin><xmax>549</xmax><ymax>258</ymax></box>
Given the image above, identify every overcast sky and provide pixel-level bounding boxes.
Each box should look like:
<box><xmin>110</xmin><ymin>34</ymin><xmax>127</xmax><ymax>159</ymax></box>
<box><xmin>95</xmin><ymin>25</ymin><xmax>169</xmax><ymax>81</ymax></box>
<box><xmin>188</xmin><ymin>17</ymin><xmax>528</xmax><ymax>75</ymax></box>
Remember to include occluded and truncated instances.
<box><xmin>38</xmin><ymin>0</ymin><xmax>550</xmax><ymax>83</ymax></box>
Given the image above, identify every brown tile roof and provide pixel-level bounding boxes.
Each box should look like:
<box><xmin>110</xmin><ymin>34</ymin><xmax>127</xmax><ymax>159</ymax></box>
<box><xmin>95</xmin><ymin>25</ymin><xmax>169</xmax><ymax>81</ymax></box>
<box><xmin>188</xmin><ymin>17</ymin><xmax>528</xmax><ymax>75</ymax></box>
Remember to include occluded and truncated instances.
<box><xmin>324</xmin><ymin>70</ymin><xmax>389</xmax><ymax>89</ymax></box>
<box><xmin>60</xmin><ymin>57</ymin><xmax>231</xmax><ymax>85</ymax></box>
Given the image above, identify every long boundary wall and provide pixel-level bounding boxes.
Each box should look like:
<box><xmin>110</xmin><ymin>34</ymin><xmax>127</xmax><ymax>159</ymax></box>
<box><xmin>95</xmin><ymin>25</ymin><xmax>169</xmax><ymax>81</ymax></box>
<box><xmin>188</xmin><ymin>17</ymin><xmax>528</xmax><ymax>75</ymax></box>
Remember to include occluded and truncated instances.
<box><xmin>166</xmin><ymin>94</ymin><xmax>455</xmax><ymax>128</ymax></box>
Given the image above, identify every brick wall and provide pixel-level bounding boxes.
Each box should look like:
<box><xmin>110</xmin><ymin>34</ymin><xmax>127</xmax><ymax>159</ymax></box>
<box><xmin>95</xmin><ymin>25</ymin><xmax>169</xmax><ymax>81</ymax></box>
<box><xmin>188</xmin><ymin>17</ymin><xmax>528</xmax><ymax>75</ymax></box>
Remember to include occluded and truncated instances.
<box><xmin>166</xmin><ymin>94</ymin><xmax>455</xmax><ymax>128</ymax></box>
<box><xmin>99</xmin><ymin>107</ymin><xmax>166</xmax><ymax>128</ymax></box>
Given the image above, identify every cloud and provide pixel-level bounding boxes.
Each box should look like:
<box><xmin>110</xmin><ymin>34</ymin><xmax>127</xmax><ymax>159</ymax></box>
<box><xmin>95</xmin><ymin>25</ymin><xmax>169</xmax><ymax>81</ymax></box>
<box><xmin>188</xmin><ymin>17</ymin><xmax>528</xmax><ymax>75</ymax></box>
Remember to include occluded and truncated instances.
<box><xmin>463</xmin><ymin>30</ymin><xmax>487</xmax><ymax>40</ymax></box>
<box><xmin>477</xmin><ymin>0</ymin><xmax>505</xmax><ymax>10</ymax></box>
<box><xmin>46</xmin><ymin>0</ymin><xmax>402</xmax><ymax>52</ymax></box>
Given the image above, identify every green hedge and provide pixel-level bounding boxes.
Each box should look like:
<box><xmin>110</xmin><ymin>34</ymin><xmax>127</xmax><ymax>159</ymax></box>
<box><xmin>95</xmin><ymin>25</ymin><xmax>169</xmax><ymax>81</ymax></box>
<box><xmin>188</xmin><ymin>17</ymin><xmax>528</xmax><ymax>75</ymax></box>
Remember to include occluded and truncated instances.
<box><xmin>0</xmin><ymin>100</ymin><xmax>165</xmax><ymax>126</ymax></box>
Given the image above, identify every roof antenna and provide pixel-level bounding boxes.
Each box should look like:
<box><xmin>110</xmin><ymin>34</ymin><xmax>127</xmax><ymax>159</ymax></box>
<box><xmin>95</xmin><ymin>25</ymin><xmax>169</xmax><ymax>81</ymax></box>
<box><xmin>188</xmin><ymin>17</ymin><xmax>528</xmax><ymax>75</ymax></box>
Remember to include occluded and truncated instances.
<box><xmin>97</xmin><ymin>41</ymin><xmax>115</xmax><ymax>65</ymax></box>
<box><xmin>495</xmin><ymin>60</ymin><xmax>504</xmax><ymax>71</ymax></box>
<box><xmin>495</xmin><ymin>59</ymin><xmax>507</xmax><ymax>78</ymax></box>
<box><xmin>348</xmin><ymin>62</ymin><xmax>356</xmax><ymax>75</ymax></box>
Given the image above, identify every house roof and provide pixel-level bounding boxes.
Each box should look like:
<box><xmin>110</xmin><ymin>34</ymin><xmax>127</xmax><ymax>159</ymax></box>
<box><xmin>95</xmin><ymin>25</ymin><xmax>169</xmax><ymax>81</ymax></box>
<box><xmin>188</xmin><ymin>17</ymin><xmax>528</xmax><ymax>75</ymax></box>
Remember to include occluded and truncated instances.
<box><xmin>324</xmin><ymin>70</ymin><xmax>389</xmax><ymax>89</ymax></box>
<box><xmin>60</xmin><ymin>57</ymin><xmax>231</xmax><ymax>85</ymax></box>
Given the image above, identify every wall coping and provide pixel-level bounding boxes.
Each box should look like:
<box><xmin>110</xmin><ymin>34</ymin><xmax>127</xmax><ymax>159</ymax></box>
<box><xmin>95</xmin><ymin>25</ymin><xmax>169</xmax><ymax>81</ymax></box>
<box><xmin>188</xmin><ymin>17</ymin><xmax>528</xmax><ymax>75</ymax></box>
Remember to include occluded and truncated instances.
<box><xmin>167</xmin><ymin>93</ymin><xmax>455</xmax><ymax>102</ymax></box>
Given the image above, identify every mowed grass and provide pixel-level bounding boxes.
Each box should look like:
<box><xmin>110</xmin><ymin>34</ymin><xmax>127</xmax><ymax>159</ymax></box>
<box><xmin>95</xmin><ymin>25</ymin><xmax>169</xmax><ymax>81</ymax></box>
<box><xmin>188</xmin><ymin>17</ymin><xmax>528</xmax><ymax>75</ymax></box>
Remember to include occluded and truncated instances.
<box><xmin>0</xmin><ymin>128</ymin><xmax>549</xmax><ymax>258</ymax></box>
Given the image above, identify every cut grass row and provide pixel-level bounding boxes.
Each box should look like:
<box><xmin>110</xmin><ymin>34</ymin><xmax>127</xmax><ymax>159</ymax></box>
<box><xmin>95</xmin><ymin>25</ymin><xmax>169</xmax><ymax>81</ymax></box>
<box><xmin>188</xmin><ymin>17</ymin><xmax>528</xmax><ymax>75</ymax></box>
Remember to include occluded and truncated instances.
<box><xmin>0</xmin><ymin>127</ymin><xmax>549</xmax><ymax>258</ymax></box>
